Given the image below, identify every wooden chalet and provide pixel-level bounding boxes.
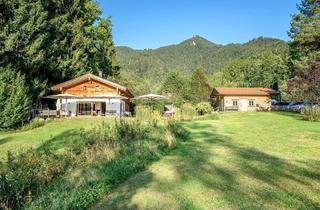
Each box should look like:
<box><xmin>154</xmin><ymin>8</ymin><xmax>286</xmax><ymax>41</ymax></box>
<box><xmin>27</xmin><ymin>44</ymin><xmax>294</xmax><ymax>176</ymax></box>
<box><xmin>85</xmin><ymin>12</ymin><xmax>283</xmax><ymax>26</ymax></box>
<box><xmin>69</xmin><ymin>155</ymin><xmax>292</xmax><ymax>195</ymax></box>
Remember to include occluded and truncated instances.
<box><xmin>49</xmin><ymin>73</ymin><xmax>133</xmax><ymax>117</ymax></box>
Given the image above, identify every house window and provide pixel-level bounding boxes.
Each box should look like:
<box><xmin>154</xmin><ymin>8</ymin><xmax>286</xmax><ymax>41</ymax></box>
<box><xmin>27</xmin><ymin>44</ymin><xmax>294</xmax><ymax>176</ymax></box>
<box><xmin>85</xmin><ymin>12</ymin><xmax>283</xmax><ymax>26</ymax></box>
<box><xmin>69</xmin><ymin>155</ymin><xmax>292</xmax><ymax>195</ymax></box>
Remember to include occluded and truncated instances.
<box><xmin>83</xmin><ymin>86</ymin><xmax>87</xmax><ymax>91</ymax></box>
<box><xmin>249</xmin><ymin>100</ymin><xmax>255</xmax><ymax>107</ymax></box>
<box><xmin>95</xmin><ymin>85</ymin><xmax>100</xmax><ymax>91</ymax></box>
<box><xmin>232</xmin><ymin>100</ymin><xmax>238</xmax><ymax>106</ymax></box>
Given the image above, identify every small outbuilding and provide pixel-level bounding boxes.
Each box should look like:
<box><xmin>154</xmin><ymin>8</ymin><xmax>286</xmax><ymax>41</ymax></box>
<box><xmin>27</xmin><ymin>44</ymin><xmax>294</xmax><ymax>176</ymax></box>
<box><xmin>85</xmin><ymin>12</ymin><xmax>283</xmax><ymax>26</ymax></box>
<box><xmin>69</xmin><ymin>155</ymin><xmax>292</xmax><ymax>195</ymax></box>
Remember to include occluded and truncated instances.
<box><xmin>210</xmin><ymin>87</ymin><xmax>278</xmax><ymax>111</ymax></box>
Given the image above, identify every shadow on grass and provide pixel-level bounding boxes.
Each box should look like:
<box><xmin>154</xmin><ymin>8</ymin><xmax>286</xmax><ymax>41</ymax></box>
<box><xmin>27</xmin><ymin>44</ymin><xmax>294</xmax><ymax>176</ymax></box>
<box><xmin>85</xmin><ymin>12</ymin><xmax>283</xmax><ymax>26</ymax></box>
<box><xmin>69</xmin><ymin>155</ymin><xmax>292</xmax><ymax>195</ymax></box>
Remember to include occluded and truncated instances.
<box><xmin>36</xmin><ymin>129</ymin><xmax>83</xmax><ymax>152</ymax></box>
<box><xmin>98</xmin><ymin>120</ymin><xmax>320</xmax><ymax>209</ymax></box>
<box><xmin>271</xmin><ymin>111</ymin><xmax>305</xmax><ymax>121</ymax></box>
<box><xmin>0</xmin><ymin>136</ymin><xmax>14</xmax><ymax>145</ymax></box>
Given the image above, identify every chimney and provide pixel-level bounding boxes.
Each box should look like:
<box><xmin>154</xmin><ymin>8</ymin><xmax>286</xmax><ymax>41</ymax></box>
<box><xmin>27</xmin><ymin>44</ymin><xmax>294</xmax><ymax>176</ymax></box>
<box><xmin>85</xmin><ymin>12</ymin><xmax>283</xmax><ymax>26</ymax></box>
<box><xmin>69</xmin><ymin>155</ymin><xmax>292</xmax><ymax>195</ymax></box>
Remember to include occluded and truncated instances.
<box><xmin>98</xmin><ymin>70</ymin><xmax>103</xmax><ymax>78</ymax></box>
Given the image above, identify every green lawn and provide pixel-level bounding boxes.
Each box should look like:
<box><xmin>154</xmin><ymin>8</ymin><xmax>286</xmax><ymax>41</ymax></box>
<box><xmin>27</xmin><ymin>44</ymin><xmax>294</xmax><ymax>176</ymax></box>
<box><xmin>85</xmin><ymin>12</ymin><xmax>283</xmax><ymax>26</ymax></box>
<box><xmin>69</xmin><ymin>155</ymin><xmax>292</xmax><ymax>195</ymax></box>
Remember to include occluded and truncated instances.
<box><xmin>0</xmin><ymin>117</ymin><xmax>107</xmax><ymax>160</ymax></box>
<box><xmin>95</xmin><ymin>112</ymin><xmax>320</xmax><ymax>210</ymax></box>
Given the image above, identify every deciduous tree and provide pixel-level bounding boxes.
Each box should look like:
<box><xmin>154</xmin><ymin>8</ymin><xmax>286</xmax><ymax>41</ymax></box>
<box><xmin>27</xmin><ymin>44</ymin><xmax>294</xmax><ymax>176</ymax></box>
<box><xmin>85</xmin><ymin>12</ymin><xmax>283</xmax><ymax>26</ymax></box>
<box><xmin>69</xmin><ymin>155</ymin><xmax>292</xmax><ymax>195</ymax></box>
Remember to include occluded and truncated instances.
<box><xmin>287</xmin><ymin>58</ymin><xmax>320</xmax><ymax>102</ymax></box>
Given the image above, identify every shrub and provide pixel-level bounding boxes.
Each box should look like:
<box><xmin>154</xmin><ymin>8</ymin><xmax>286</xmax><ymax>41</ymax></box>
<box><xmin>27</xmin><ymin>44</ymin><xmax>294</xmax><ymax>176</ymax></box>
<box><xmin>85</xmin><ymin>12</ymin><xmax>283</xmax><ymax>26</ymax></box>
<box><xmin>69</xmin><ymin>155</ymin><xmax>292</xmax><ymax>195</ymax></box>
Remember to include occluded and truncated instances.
<box><xmin>175</xmin><ymin>103</ymin><xmax>197</xmax><ymax>121</ymax></box>
<box><xmin>0</xmin><ymin>150</ymin><xmax>69</xmax><ymax>209</ymax></box>
<box><xmin>135</xmin><ymin>106</ymin><xmax>154</xmax><ymax>120</ymax></box>
<box><xmin>114</xmin><ymin>119</ymin><xmax>149</xmax><ymax>143</ymax></box>
<box><xmin>195</xmin><ymin>102</ymin><xmax>212</xmax><ymax>115</ymax></box>
<box><xmin>163</xmin><ymin>129</ymin><xmax>176</xmax><ymax>149</ymax></box>
<box><xmin>168</xmin><ymin>120</ymin><xmax>190</xmax><ymax>141</ymax></box>
<box><xmin>135</xmin><ymin>106</ymin><xmax>162</xmax><ymax>128</ymax></box>
<box><xmin>21</xmin><ymin>118</ymin><xmax>46</xmax><ymax>131</ymax></box>
<box><xmin>302</xmin><ymin>106</ymin><xmax>320</xmax><ymax>121</ymax></box>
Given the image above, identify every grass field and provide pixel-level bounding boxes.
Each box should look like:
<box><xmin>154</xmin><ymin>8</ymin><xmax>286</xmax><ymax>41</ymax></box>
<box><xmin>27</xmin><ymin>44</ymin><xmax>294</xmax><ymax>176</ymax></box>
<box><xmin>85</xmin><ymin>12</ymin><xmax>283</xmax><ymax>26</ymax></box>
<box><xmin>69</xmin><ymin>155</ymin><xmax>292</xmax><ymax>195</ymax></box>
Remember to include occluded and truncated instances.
<box><xmin>94</xmin><ymin>112</ymin><xmax>320</xmax><ymax>209</ymax></box>
<box><xmin>0</xmin><ymin>117</ymin><xmax>108</xmax><ymax>159</ymax></box>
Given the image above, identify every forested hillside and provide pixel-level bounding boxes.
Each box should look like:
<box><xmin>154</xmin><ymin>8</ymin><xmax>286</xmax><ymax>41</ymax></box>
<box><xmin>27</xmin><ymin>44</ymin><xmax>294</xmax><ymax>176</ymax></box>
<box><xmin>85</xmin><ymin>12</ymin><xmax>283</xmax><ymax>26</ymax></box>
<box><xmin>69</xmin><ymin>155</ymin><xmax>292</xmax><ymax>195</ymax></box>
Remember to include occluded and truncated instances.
<box><xmin>116</xmin><ymin>36</ymin><xmax>288</xmax><ymax>94</ymax></box>
<box><xmin>115</xmin><ymin>36</ymin><xmax>289</xmax><ymax>93</ymax></box>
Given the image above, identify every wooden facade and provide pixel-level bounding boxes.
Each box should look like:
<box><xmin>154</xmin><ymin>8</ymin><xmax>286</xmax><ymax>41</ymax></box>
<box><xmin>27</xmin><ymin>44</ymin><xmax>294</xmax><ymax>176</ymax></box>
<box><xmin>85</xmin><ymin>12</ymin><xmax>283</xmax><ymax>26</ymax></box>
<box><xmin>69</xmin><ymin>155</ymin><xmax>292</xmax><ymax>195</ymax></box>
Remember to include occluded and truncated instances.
<box><xmin>51</xmin><ymin>74</ymin><xmax>133</xmax><ymax>116</ymax></box>
<box><xmin>63</xmin><ymin>80</ymin><xmax>120</xmax><ymax>96</ymax></box>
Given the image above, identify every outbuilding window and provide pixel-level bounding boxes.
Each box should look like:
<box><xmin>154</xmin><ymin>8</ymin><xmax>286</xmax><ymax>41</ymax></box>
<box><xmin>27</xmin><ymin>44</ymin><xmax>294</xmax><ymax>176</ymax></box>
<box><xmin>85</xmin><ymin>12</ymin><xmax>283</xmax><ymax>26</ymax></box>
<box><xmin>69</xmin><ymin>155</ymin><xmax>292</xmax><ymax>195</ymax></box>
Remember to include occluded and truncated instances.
<box><xmin>249</xmin><ymin>100</ymin><xmax>255</xmax><ymax>107</ymax></box>
<box><xmin>232</xmin><ymin>100</ymin><xmax>238</xmax><ymax>106</ymax></box>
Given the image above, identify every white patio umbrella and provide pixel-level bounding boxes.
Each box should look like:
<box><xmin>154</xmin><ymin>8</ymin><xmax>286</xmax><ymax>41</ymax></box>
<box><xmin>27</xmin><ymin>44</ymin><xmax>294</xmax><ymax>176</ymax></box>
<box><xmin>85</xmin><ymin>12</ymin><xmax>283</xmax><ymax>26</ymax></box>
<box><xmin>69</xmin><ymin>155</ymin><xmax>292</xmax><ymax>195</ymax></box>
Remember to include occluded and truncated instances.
<box><xmin>133</xmin><ymin>93</ymin><xmax>167</xmax><ymax>100</ymax></box>
<box><xmin>133</xmin><ymin>93</ymin><xmax>168</xmax><ymax>111</ymax></box>
<box><xmin>43</xmin><ymin>93</ymin><xmax>79</xmax><ymax>117</ymax></box>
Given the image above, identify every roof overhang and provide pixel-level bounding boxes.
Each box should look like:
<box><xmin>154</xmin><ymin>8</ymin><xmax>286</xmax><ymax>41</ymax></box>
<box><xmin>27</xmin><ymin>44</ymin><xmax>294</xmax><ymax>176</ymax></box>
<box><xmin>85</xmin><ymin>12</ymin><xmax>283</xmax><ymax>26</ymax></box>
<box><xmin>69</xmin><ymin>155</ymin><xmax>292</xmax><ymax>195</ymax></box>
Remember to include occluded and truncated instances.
<box><xmin>51</xmin><ymin>73</ymin><xmax>134</xmax><ymax>97</ymax></box>
<box><xmin>210</xmin><ymin>88</ymin><xmax>279</xmax><ymax>97</ymax></box>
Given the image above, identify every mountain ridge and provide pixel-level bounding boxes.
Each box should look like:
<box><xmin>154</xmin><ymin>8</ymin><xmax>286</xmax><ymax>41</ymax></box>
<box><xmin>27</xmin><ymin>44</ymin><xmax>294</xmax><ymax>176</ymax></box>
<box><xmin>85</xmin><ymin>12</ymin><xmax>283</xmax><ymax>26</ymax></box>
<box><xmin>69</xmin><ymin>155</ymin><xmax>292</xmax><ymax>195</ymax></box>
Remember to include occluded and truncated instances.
<box><xmin>115</xmin><ymin>35</ymin><xmax>288</xmax><ymax>92</ymax></box>
<box><xmin>116</xmin><ymin>35</ymin><xmax>284</xmax><ymax>50</ymax></box>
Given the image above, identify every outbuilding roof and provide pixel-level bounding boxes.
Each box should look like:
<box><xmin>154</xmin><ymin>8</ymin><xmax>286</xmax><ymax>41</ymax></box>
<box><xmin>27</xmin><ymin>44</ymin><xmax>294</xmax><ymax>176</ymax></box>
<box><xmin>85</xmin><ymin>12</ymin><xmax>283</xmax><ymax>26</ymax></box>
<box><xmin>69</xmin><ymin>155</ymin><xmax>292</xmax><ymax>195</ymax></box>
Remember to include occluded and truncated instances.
<box><xmin>211</xmin><ymin>88</ymin><xmax>278</xmax><ymax>97</ymax></box>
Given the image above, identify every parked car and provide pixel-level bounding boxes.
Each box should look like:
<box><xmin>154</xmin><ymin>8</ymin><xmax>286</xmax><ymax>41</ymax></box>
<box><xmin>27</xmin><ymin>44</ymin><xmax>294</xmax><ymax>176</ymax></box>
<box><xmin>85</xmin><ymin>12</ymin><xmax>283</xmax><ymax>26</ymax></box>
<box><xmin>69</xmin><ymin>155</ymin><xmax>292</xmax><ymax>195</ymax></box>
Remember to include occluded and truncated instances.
<box><xmin>271</xmin><ymin>99</ymin><xmax>278</xmax><ymax>105</ymax></box>
<box><xmin>271</xmin><ymin>102</ymin><xmax>289</xmax><ymax>111</ymax></box>
<box><xmin>286</xmin><ymin>102</ymin><xmax>300</xmax><ymax>111</ymax></box>
<box><xmin>289</xmin><ymin>101</ymin><xmax>315</xmax><ymax>112</ymax></box>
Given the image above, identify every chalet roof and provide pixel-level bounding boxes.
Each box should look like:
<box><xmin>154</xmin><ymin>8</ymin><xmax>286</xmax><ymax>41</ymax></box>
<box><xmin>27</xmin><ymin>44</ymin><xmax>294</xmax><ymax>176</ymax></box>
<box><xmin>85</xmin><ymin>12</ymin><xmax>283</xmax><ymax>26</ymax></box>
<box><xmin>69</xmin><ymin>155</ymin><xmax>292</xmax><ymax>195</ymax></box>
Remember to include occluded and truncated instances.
<box><xmin>51</xmin><ymin>73</ymin><xmax>133</xmax><ymax>97</ymax></box>
<box><xmin>211</xmin><ymin>88</ymin><xmax>278</xmax><ymax>97</ymax></box>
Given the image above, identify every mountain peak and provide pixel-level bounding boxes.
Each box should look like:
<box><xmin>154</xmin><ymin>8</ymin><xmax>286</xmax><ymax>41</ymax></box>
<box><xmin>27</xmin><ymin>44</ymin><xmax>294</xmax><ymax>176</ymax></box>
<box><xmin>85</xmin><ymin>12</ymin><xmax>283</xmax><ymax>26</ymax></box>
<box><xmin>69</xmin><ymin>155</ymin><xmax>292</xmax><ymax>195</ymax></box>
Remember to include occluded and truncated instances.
<box><xmin>180</xmin><ymin>35</ymin><xmax>220</xmax><ymax>48</ymax></box>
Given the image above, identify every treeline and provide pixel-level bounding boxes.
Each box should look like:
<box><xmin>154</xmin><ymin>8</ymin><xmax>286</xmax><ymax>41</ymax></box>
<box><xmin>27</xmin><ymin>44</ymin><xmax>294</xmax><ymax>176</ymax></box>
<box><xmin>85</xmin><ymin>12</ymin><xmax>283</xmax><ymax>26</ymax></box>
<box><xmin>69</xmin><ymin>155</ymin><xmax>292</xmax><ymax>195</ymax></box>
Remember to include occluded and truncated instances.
<box><xmin>211</xmin><ymin>50</ymin><xmax>289</xmax><ymax>90</ymax></box>
<box><xmin>0</xmin><ymin>0</ymin><xmax>119</xmax><ymax>128</ymax></box>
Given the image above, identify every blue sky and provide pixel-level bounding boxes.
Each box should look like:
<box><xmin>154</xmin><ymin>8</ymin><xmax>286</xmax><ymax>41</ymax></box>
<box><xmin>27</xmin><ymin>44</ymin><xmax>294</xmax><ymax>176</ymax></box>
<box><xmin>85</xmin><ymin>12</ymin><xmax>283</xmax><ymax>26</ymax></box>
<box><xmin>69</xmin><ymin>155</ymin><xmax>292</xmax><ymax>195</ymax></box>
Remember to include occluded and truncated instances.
<box><xmin>98</xmin><ymin>0</ymin><xmax>300</xmax><ymax>49</ymax></box>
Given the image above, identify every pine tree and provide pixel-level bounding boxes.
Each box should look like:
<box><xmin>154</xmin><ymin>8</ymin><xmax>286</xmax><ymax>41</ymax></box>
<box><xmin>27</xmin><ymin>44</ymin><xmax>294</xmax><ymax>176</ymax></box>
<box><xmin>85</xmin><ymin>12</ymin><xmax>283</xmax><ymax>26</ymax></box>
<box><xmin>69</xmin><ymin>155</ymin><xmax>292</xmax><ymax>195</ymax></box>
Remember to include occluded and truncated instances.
<box><xmin>161</xmin><ymin>71</ymin><xmax>189</xmax><ymax>107</ymax></box>
<box><xmin>288</xmin><ymin>0</ymin><xmax>320</xmax><ymax>73</ymax></box>
<box><xmin>0</xmin><ymin>68</ymin><xmax>31</xmax><ymax>129</ymax></box>
<box><xmin>189</xmin><ymin>68</ymin><xmax>212</xmax><ymax>104</ymax></box>
<box><xmin>0</xmin><ymin>0</ymin><xmax>119</xmax><ymax>102</ymax></box>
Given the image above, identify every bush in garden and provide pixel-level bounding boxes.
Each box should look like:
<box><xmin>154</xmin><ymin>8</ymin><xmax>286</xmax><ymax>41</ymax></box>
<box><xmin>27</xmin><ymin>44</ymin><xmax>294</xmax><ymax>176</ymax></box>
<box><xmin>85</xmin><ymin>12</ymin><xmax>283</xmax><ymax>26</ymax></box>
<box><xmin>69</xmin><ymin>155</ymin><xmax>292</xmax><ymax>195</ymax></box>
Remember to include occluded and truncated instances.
<box><xmin>21</xmin><ymin>118</ymin><xmax>46</xmax><ymax>131</ymax></box>
<box><xmin>302</xmin><ymin>106</ymin><xmax>320</xmax><ymax>121</ymax></box>
<box><xmin>195</xmin><ymin>102</ymin><xmax>212</xmax><ymax>115</ymax></box>
<box><xmin>114</xmin><ymin>119</ymin><xmax>149</xmax><ymax>142</ymax></box>
<box><xmin>175</xmin><ymin>103</ymin><xmax>197</xmax><ymax>121</ymax></box>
